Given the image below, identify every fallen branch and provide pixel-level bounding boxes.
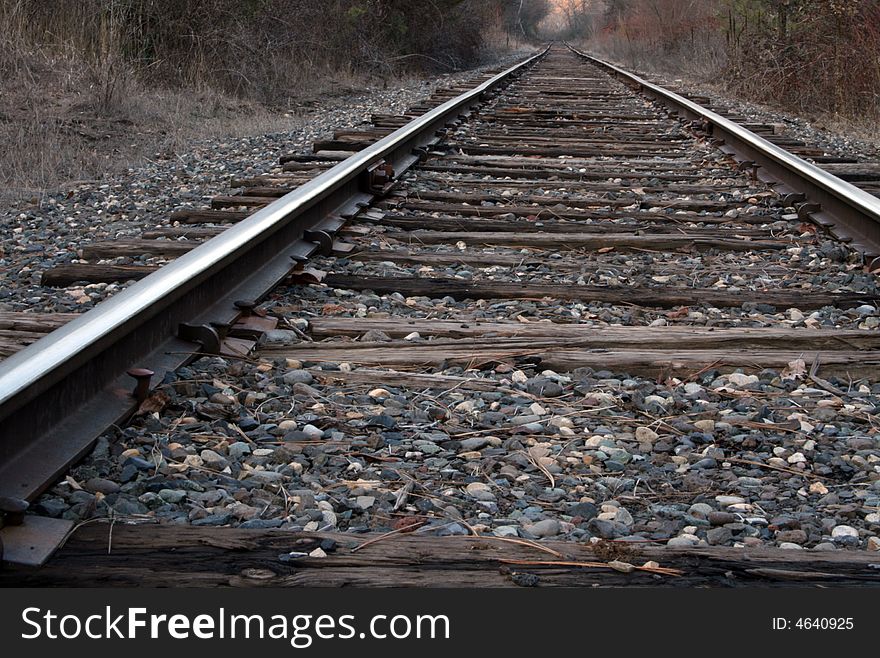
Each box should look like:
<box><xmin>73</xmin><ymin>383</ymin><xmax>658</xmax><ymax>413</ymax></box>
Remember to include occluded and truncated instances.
<box><xmin>498</xmin><ymin>558</ymin><xmax>683</xmax><ymax>577</ymax></box>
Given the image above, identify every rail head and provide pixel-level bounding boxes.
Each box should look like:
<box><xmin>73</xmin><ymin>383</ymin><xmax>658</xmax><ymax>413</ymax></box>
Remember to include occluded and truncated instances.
<box><xmin>565</xmin><ymin>43</ymin><xmax>880</xmax><ymax>262</ymax></box>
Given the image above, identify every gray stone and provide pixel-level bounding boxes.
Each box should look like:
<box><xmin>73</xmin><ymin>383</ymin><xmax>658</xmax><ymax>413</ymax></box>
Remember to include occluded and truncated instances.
<box><xmin>437</xmin><ymin>522</ymin><xmax>469</xmax><ymax>537</ymax></box>
<box><xmin>200</xmin><ymin>449</ymin><xmax>229</xmax><ymax>470</ymax></box>
<box><xmin>84</xmin><ymin>477</ymin><xmax>120</xmax><ymax>495</ymax></box>
<box><xmin>459</xmin><ymin>437</ymin><xmax>490</xmax><ymax>451</ymax></box>
<box><xmin>158</xmin><ymin>489</ymin><xmax>187</xmax><ymax>503</ymax></box>
<box><xmin>688</xmin><ymin>503</ymin><xmax>714</xmax><ymax>519</ymax></box>
<box><xmin>283</xmin><ymin>369</ymin><xmax>314</xmax><ymax>385</ymax></box>
<box><xmin>526</xmin><ymin>378</ymin><xmax>563</xmax><ymax>397</ymax></box>
<box><xmin>261</xmin><ymin>330</ymin><xmax>300</xmax><ymax>346</ymax></box>
<box><xmin>36</xmin><ymin>498</ymin><xmax>68</xmax><ymax>517</ymax></box>
<box><xmin>706</xmin><ymin>527</ymin><xmax>732</xmax><ymax>545</ymax></box>
<box><xmin>524</xmin><ymin>519</ymin><xmax>561</xmax><ymax>538</ymax></box>
<box><xmin>228</xmin><ymin>441</ymin><xmax>252</xmax><ymax>460</ymax></box>
<box><xmin>569</xmin><ymin>502</ymin><xmax>598</xmax><ymax>520</ymax></box>
<box><xmin>519</xmin><ymin>422</ymin><xmax>545</xmax><ymax>434</ymax></box>
<box><xmin>240</xmin><ymin>519</ymin><xmax>284</xmax><ymax>529</ymax></box>
<box><xmin>493</xmin><ymin>525</ymin><xmax>520</xmax><ymax>538</ymax></box>
<box><xmin>588</xmin><ymin>518</ymin><xmax>627</xmax><ymax>539</ymax></box>
<box><xmin>192</xmin><ymin>513</ymin><xmax>233</xmax><ymax>526</ymax></box>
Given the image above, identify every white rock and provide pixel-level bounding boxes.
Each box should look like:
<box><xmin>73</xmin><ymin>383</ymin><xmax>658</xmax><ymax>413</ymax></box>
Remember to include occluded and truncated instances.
<box><xmin>727</xmin><ymin>373</ymin><xmax>759</xmax><ymax>387</ymax></box>
<box><xmin>301</xmin><ymin>424</ymin><xmax>324</xmax><ymax>440</ymax></box>
<box><xmin>787</xmin><ymin>452</ymin><xmax>807</xmax><ymax>464</ymax></box>
<box><xmin>493</xmin><ymin>525</ymin><xmax>519</xmax><ymax>538</ymax></box>
<box><xmin>831</xmin><ymin>525</ymin><xmax>859</xmax><ymax>539</ymax></box>
<box><xmin>644</xmin><ymin>394</ymin><xmax>668</xmax><ymax>407</ymax></box>
<box><xmin>369</xmin><ymin>388</ymin><xmax>391</xmax><ymax>399</ymax></box>
<box><xmin>667</xmin><ymin>535</ymin><xmax>700</xmax><ymax>548</ymax></box>
<box><xmin>465</xmin><ymin>482</ymin><xmax>495</xmax><ymax>501</ymax></box>
<box><xmin>694</xmin><ymin>419</ymin><xmax>715</xmax><ymax>432</ymax></box>
<box><xmin>716</xmin><ymin>495</ymin><xmax>746</xmax><ymax>506</ymax></box>
<box><xmin>635</xmin><ymin>427</ymin><xmax>658</xmax><ymax>442</ymax></box>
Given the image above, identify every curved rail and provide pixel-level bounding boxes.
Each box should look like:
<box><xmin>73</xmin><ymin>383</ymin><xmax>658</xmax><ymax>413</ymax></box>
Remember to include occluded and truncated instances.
<box><xmin>0</xmin><ymin>46</ymin><xmax>549</xmax><ymax>503</ymax></box>
<box><xmin>566</xmin><ymin>43</ymin><xmax>880</xmax><ymax>263</ymax></box>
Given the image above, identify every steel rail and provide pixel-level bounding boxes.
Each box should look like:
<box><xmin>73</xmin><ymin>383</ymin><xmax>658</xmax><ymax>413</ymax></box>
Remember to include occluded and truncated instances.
<box><xmin>566</xmin><ymin>43</ymin><xmax>880</xmax><ymax>264</ymax></box>
<box><xmin>0</xmin><ymin>47</ymin><xmax>548</xmax><ymax>506</ymax></box>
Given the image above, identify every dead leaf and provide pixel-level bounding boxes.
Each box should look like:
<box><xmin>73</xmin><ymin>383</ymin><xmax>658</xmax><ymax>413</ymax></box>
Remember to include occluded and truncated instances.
<box><xmin>798</xmin><ymin>222</ymin><xmax>819</xmax><ymax>235</ymax></box>
<box><xmin>136</xmin><ymin>390</ymin><xmax>170</xmax><ymax>416</ymax></box>
<box><xmin>782</xmin><ymin>358</ymin><xmax>806</xmax><ymax>381</ymax></box>
<box><xmin>289</xmin><ymin>268</ymin><xmax>326</xmax><ymax>284</ymax></box>
<box><xmin>392</xmin><ymin>516</ymin><xmax>427</xmax><ymax>532</ymax></box>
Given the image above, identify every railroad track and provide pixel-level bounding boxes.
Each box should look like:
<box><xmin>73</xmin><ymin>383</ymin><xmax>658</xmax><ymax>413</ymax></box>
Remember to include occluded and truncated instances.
<box><xmin>2</xmin><ymin>45</ymin><xmax>880</xmax><ymax>586</ymax></box>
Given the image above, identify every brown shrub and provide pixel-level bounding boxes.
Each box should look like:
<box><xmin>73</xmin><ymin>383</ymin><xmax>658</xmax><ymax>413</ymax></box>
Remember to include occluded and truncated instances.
<box><xmin>582</xmin><ymin>0</ymin><xmax>880</xmax><ymax>127</ymax></box>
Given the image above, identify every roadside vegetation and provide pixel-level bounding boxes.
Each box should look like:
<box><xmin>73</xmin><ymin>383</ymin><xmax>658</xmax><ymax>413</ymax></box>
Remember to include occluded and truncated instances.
<box><xmin>553</xmin><ymin>0</ymin><xmax>880</xmax><ymax>135</ymax></box>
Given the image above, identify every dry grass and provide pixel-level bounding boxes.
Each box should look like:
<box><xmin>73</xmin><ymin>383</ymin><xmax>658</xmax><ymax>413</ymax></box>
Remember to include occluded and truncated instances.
<box><xmin>0</xmin><ymin>0</ymin><xmax>511</xmax><ymax>198</ymax></box>
<box><xmin>0</xmin><ymin>57</ymin><xmax>302</xmax><ymax>198</ymax></box>
<box><xmin>586</xmin><ymin>35</ymin><xmax>726</xmax><ymax>79</ymax></box>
